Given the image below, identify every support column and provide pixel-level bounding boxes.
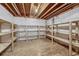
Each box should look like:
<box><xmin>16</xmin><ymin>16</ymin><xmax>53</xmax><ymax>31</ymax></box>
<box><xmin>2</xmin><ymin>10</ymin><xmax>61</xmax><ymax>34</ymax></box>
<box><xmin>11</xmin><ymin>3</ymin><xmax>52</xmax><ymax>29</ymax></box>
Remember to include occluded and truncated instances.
<box><xmin>75</xmin><ymin>22</ymin><xmax>79</xmax><ymax>43</ymax></box>
<box><xmin>69</xmin><ymin>22</ymin><xmax>72</xmax><ymax>56</ymax></box>
<box><xmin>0</xmin><ymin>23</ymin><xmax>1</xmax><ymax>43</ymax></box>
<box><xmin>11</xmin><ymin>23</ymin><xmax>14</xmax><ymax>51</ymax></box>
<box><xmin>75</xmin><ymin>22</ymin><xmax>79</xmax><ymax>54</ymax></box>
<box><xmin>51</xmin><ymin>18</ymin><xmax>54</xmax><ymax>44</ymax></box>
<box><xmin>45</xmin><ymin>20</ymin><xmax>47</xmax><ymax>39</ymax></box>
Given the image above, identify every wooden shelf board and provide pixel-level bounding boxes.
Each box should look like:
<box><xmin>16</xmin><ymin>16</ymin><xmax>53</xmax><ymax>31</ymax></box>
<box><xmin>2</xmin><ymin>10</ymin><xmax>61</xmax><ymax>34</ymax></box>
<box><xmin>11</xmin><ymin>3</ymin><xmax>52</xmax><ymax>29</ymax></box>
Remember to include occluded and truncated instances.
<box><xmin>0</xmin><ymin>32</ymin><xmax>11</xmax><ymax>36</ymax></box>
<box><xmin>46</xmin><ymin>34</ymin><xmax>79</xmax><ymax>48</ymax></box>
<box><xmin>0</xmin><ymin>36</ymin><xmax>17</xmax><ymax>54</ymax></box>
<box><xmin>0</xmin><ymin>42</ymin><xmax>10</xmax><ymax>53</ymax></box>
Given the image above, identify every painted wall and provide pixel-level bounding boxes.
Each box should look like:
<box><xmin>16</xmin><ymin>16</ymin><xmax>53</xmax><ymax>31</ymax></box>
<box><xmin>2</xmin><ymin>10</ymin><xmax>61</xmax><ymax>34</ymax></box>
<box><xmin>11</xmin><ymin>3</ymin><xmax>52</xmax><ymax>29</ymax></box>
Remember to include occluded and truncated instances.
<box><xmin>0</xmin><ymin>4</ymin><xmax>46</xmax><ymax>26</ymax></box>
<box><xmin>14</xmin><ymin>17</ymin><xmax>46</xmax><ymax>25</ymax></box>
<box><xmin>47</xmin><ymin>5</ymin><xmax>79</xmax><ymax>35</ymax></box>
<box><xmin>47</xmin><ymin>18</ymin><xmax>53</xmax><ymax>25</ymax></box>
<box><xmin>48</xmin><ymin>6</ymin><xmax>79</xmax><ymax>24</ymax></box>
<box><xmin>0</xmin><ymin>5</ymin><xmax>14</xmax><ymax>23</ymax></box>
<box><xmin>54</xmin><ymin>6</ymin><xmax>79</xmax><ymax>24</ymax></box>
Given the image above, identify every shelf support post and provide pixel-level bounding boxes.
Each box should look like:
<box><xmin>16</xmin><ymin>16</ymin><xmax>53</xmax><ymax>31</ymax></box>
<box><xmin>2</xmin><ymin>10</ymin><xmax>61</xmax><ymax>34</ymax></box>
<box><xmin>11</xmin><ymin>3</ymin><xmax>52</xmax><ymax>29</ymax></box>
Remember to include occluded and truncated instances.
<box><xmin>75</xmin><ymin>22</ymin><xmax>79</xmax><ymax>53</ymax></box>
<box><xmin>51</xmin><ymin>18</ymin><xmax>54</xmax><ymax>44</ymax></box>
<box><xmin>69</xmin><ymin>22</ymin><xmax>72</xmax><ymax>56</ymax></box>
<box><xmin>11</xmin><ymin>23</ymin><xmax>14</xmax><ymax>52</ymax></box>
<box><xmin>45</xmin><ymin>20</ymin><xmax>47</xmax><ymax>39</ymax></box>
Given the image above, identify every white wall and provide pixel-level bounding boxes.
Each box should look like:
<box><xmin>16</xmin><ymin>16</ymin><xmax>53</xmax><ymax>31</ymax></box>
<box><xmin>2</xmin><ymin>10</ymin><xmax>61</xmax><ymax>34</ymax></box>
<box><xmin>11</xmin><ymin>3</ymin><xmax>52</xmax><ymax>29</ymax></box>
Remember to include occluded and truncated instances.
<box><xmin>54</xmin><ymin>6</ymin><xmax>79</xmax><ymax>24</ymax></box>
<box><xmin>14</xmin><ymin>17</ymin><xmax>46</xmax><ymax>25</ymax></box>
<box><xmin>0</xmin><ymin>5</ymin><xmax>14</xmax><ymax>23</ymax></box>
<box><xmin>0</xmin><ymin>4</ymin><xmax>46</xmax><ymax>25</ymax></box>
<box><xmin>47</xmin><ymin>5</ymin><xmax>79</xmax><ymax>35</ymax></box>
<box><xmin>47</xmin><ymin>6</ymin><xmax>79</xmax><ymax>24</ymax></box>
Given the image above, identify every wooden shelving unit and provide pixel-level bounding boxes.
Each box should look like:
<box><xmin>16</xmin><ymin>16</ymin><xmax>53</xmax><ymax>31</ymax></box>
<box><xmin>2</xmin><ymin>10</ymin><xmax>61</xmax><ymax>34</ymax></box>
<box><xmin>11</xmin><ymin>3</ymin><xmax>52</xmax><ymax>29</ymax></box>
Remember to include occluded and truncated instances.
<box><xmin>0</xmin><ymin>19</ymin><xmax>17</xmax><ymax>54</ymax></box>
<box><xmin>46</xmin><ymin>20</ymin><xmax>79</xmax><ymax>56</ymax></box>
<box><xmin>16</xmin><ymin>25</ymin><xmax>46</xmax><ymax>40</ymax></box>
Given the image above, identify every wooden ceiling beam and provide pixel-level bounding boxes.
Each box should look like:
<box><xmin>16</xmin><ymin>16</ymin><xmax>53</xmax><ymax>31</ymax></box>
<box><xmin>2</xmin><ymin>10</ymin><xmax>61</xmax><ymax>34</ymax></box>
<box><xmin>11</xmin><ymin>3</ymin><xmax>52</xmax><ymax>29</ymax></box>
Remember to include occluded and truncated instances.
<box><xmin>43</xmin><ymin>3</ymin><xmax>67</xmax><ymax>19</ymax></box>
<box><xmin>40</xmin><ymin>3</ymin><xmax>58</xmax><ymax>18</ymax></box>
<box><xmin>5</xmin><ymin>3</ymin><xmax>17</xmax><ymax>16</ymax></box>
<box><xmin>22</xmin><ymin>3</ymin><xmax>26</xmax><ymax>17</ymax></box>
<box><xmin>46</xmin><ymin>4</ymin><xmax>77</xmax><ymax>19</ymax></box>
<box><xmin>35</xmin><ymin>3</ymin><xmax>49</xmax><ymax>18</ymax></box>
<box><xmin>34</xmin><ymin>3</ymin><xmax>41</xmax><ymax>17</ymax></box>
<box><xmin>30</xmin><ymin>3</ymin><xmax>34</xmax><ymax>17</ymax></box>
<box><xmin>11</xmin><ymin>3</ymin><xmax>21</xmax><ymax>16</ymax></box>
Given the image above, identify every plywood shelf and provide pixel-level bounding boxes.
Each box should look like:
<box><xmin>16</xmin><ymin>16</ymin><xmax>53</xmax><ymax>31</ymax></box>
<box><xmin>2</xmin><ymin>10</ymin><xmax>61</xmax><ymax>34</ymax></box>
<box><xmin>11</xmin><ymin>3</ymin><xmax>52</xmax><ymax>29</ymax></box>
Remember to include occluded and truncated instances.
<box><xmin>0</xmin><ymin>32</ymin><xmax>11</xmax><ymax>36</ymax></box>
<box><xmin>46</xmin><ymin>20</ymin><xmax>79</xmax><ymax>55</ymax></box>
<box><xmin>0</xmin><ymin>37</ymin><xmax>17</xmax><ymax>54</ymax></box>
<box><xmin>0</xmin><ymin>43</ymin><xmax>11</xmax><ymax>53</ymax></box>
<box><xmin>46</xmin><ymin>34</ymin><xmax>79</xmax><ymax>48</ymax></box>
<box><xmin>0</xmin><ymin>30</ymin><xmax>17</xmax><ymax>36</ymax></box>
<box><xmin>0</xmin><ymin>20</ymin><xmax>17</xmax><ymax>55</ymax></box>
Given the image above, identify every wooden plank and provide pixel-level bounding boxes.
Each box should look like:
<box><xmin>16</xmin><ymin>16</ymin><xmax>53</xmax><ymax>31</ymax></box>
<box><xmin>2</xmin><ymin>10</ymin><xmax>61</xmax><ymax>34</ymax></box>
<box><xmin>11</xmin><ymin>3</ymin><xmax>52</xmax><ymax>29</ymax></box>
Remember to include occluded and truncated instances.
<box><xmin>22</xmin><ymin>3</ymin><xmax>26</xmax><ymax>17</ymax></box>
<box><xmin>69</xmin><ymin>22</ymin><xmax>72</xmax><ymax>56</ymax></box>
<box><xmin>0</xmin><ymin>32</ymin><xmax>11</xmax><ymax>36</ymax></box>
<box><xmin>24</xmin><ymin>3</ymin><xmax>31</xmax><ymax>17</ymax></box>
<box><xmin>0</xmin><ymin>37</ymin><xmax>17</xmax><ymax>54</ymax></box>
<box><xmin>75</xmin><ymin>22</ymin><xmax>79</xmax><ymax>43</ymax></box>
<box><xmin>40</xmin><ymin>3</ymin><xmax>58</xmax><ymax>18</ymax></box>
<box><xmin>46</xmin><ymin>34</ymin><xmax>69</xmax><ymax>43</ymax></box>
<box><xmin>11</xmin><ymin>24</ymin><xmax>14</xmax><ymax>51</ymax></box>
<box><xmin>11</xmin><ymin>3</ymin><xmax>21</xmax><ymax>16</ymax></box>
<box><xmin>0</xmin><ymin>43</ymin><xmax>11</xmax><ymax>53</ymax></box>
<box><xmin>46</xmin><ymin>34</ymin><xmax>79</xmax><ymax>48</ymax></box>
<box><xmin>5</xmin><ymin>3</ymin><xmax>17</xmax><ymax>16</ymax></box>
<box><xmin>38</xmin><ymin>26</ymin><xmax>40</xmax><ymax>39</ymax></box>
<box><xmin>30</xmin><ymin>3</ymin><xmax>34</xmax><ymax>17</ymax></box>
<box><xmin>34</xmin><ymin>3</ymin><xmax>41</xmax><ymax>17</ymax></box>
<box><xmin>36</xmin><ymin>3</ymin><xmax>49</xmax><ymax>18</ymax></box>
<box><xmin>43</xmin><ymin>4</ymin><xmax>67</xmax><ymax>19</ymax></box>
<box><xmin>51</xmin><ymin>19</ymin><xmax>54</xmax><ymax>44</ymax></box>
<box><xmin>0</xmin><ymin>24</ymin><xmax>1</xmax><ymax>42</ymax></box>
<box><xmin>44</xmin><ymin>21</ymin><xmax>47</xmax><ymax>39</ymax></box>
<box><xmin>46</xmin><ymin>4</ymin><xmax>77</xmax><ymax>19</ymax></box>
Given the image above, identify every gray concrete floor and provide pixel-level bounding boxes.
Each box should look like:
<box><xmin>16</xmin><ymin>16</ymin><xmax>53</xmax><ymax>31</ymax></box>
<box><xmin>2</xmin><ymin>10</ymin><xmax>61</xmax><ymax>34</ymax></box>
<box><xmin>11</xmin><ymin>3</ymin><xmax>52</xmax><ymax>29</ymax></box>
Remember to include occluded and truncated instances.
<box><xmin>1</xmin><ymin>39</ymin><xmax>78</xmax><ymax>56</ymax></box>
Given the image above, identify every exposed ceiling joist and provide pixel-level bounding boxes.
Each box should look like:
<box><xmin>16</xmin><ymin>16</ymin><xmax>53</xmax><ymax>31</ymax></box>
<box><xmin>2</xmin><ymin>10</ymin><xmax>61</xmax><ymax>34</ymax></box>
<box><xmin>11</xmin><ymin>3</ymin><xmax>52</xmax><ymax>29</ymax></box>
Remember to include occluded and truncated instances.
<box><xmin>5</xmin><ymin>3</ymin><xmax>17</xmax><ymax>16</ymax></box>
<box><xmin>11</xmin><ymin>3</ymin><xmax>21</xmax><ymax>16</ymax></box>
<box><xmin>22</xmin><ymin>3</ymin><xmax>26</xmax><ymax>17</ymax></box>
<box><xmin>1</xmin><ymin>3</ymin><xmax>78</xmax><ymax>20</ymax></box>
<box><xmin>35</xmin><ymin>3</ymin><xmax>49</xmax><ymax>18</ymax></box>
<box><xmin>30</xmin><ymin>3</ymin><xmax>34</xmax><ymax>17</ymax></box>
<box><xmin>40</xmin><ymin>3</ymin><xmax>58</xmax><ymax>18</ymax></box>
<box><xmin>43</xmin><ymin>3</ymin><xmax>67</xmax><ymax>19</ymax></box>
<box><xmin>34</xmin><ymin>3</ymin><xmax>41</xmax><ymax>17</ymax></box>
<box><xmin>46</xmin><ymin>4</ymin><xmax>76</xmax><ymax>19</ymax></box>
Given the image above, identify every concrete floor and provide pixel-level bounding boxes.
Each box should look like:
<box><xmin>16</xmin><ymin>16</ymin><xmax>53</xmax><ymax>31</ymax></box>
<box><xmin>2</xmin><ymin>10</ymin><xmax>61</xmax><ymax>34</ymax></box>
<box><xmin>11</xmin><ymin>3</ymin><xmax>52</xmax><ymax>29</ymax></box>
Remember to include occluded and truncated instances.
<box><xmin>1</xmin><ymin>39</ymin><xmax>78</xmax><ymax>56</ymax></box>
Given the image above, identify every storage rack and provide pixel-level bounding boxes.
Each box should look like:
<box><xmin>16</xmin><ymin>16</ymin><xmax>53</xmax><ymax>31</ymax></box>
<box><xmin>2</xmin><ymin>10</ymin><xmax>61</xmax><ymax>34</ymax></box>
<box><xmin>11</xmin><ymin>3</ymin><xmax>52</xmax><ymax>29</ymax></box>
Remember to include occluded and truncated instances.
<box><xmin>0</xmin><ymin>19</ymin><xmax>17</xmax><ymax>54</ymax></box>
<box><xmin>46</xmin><ymin>20</ymin><xmax>79</xmax><ymax>56</ymax></box>
<box><xmin>16</xmin><ymin>25</ymin><xmax>46</xmax><ymax>40</ymax></box>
